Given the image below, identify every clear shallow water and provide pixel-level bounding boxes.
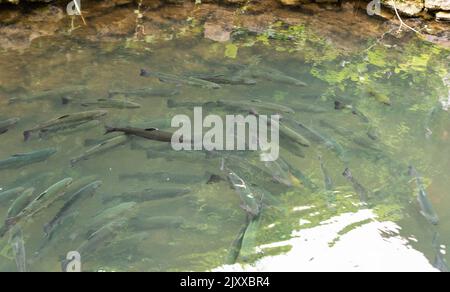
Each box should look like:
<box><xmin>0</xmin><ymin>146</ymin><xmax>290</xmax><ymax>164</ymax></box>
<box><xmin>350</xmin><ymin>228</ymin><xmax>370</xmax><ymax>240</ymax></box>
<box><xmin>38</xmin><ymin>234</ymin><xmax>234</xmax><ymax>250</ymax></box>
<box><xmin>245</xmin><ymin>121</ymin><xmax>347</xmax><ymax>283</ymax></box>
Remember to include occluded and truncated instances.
<box><xmin>0</xmin><ymin>21</ymin><xmax>449</xmax><ymax>272</ymax></box>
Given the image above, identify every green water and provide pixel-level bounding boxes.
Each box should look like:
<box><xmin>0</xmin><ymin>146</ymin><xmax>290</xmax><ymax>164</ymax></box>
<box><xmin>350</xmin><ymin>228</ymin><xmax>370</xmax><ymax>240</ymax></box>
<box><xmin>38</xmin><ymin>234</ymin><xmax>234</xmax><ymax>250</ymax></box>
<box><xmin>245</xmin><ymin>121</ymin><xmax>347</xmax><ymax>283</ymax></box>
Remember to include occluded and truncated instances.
<box><xmin>0</xmin><ymin>21</ymin><xmax>449</xmax><ymax>272</ymax></box>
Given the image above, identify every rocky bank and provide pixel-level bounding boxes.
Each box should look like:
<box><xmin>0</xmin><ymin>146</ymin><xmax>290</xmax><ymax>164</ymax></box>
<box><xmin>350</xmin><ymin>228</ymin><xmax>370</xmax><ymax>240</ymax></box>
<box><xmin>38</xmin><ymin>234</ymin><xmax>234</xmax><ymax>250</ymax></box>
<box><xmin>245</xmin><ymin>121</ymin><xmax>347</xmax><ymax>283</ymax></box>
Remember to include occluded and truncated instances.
<box><xmin>0</xmin><ymin>0</ymin><xmax>449</xmax><ymax>51</ymax></box>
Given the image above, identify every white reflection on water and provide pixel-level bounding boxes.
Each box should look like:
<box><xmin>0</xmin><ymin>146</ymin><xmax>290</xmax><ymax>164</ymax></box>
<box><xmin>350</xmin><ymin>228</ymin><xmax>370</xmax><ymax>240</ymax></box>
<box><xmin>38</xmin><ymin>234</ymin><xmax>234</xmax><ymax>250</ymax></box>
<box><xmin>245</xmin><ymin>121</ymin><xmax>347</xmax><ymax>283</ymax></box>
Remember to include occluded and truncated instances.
<box><xmin>214</xmin><ymin>209</ymin><xmax>438</xmax><ymax>272</ymax></box>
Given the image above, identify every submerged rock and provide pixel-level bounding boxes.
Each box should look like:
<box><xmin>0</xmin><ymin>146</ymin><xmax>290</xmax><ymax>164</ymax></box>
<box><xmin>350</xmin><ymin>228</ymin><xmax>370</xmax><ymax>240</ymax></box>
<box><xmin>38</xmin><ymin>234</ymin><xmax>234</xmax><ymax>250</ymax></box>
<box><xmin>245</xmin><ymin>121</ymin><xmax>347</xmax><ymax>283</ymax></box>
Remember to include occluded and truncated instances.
<box><xmin>204</xmin><ymin>22</ymin><xmax>232</xmax><ymax>42</ymax></box>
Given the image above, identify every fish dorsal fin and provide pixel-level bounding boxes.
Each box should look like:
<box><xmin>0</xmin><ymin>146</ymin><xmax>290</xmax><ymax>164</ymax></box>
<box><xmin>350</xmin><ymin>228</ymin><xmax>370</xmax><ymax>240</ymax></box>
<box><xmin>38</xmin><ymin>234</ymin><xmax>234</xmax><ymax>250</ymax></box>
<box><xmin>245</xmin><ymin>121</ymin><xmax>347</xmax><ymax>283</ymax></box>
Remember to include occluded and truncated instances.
<box><xmin>57</xmin><ymin>115</ymin><xmax>70</xmax><ymax>120</ymax></box>
<box><xmin>12</xmin><ymin>153</ymin><xmax>27</xmax><ymax>157</ymax></box>
<box><xmin>145</xmin><ymin>128</ymin><xmax>158</xmax><ymax>132</ymax></box>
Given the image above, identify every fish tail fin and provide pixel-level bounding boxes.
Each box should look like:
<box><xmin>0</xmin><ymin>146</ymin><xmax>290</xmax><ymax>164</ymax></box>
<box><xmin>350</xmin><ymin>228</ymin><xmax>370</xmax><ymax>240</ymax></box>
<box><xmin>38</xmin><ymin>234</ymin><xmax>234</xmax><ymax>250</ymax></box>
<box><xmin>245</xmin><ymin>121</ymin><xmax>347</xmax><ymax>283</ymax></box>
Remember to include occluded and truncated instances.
<box><xmin>342</xmin><ymin>168</ymin><xmax>352</xmax><ymax>179</ymax></box>
<box><xmin>104</xmin><ymin>125</ymin><xmax>116</xmax><ymax>135</ymax></box>
<box><xmin>167</xmin><ymin>99</ymin><xmax>177</xmax><ymax>108</ymax></box>
<box><xmin>43</xmin><ymin>223</ymin><xmax>52</xmax><ymax>238</ymax></box>
<box><xmin>61</xmin><ymin>96</ymin><xmax>72</xmax><ymax>105</ymax></box>
<box><xmin>70</xmin><ymin>158</ymin><xmax>78</xmax><ymax>167</ymax></box>
<box><xmin>140</xmin><ymin>68</ymin><xmax>149</xmax><ymax>77</ymax></box>
<box><xmin>0</xmin><ymin>224</ymin><xmax>9</xmax><ymax>238</ymax></box>
<box><xmin>23</xmin><ymin>130</ymin><xmax>31</xmax><ymax>142</ymax></box>
<box><xmin>334</xmin><ymin>100</ymin><xmax>346</xmax><ymax>110</ymax></box>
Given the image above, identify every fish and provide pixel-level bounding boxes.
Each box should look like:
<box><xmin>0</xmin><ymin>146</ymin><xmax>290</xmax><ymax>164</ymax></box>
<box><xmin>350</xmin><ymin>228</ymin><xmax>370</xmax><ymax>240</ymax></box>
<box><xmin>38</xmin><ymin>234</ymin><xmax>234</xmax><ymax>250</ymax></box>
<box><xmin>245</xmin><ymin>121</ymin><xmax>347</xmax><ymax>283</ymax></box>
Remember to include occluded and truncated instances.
<box><xmin>291</xmin><ymin>102</ymin><xmax>329</xmax><ymax>114</ymax></box>
<box><xmin>367</xmin><ymin>87</ymin><xmax>391</xmax><ymax>106</ymax></box>
<box><xmin>44</xmin><ymin>181</ymin><xmax>102</xmax><ymax>239</ymax></box>
<box><xmin>226</xmin><ymin>220</ymin><xmax>250</xmax><ymax>265</ymax></box>
<box><xmin>73</xmin><ymin>219</ymin><xmax>128</xmax><ymax>263</ymax></box>
<box><xmin>104</xmin><ymin>126</ymin><xmax>178</xmax><ymax>143</ymax></box>
<box><xmin>39</xmin><ymin>120</ymin><xmax>100</xmax><ymax>139</ymax></box>
<box><xmin>242</xmin><ymin>66</ymin><xmax>307</xmax><ymax>87</ymax></box>
<box><xmin>0</xmin><ymin>187</ymin><xmax>26</xmax><ymax>205</ymax></box>
<box><xmin>108</xmin><ymin>87</ymin><xmax>180</xmax><ymax>97</ymax></box>
<box><xmin>118</xmin><ymin>172</ymin><xmax>213</xmax><ymax>184</ymax></box>
<box><xmin>104</xmin><ymin>187</ymin><xmax>191</xmax><ymax>204</ymax></box>
<box><xmin>226</xmin><ymin>170</ymin><xmax>262</xmax><ymax>218</ymax></box>
<box><xmin>1</xmin><ymin>188</ymin><xmax>36</xmax><ymax>236</ymax></box>
<box><xmin>9</xmin><ymin>227</ymin><xmax>27</xmax><ymax>272</ymax></box>
<box><xmin>167</xmin><ymin>99</ymin><xmax>216</xmax><ymax>109</ymax></box>
<box><xmin>319</xmin><ymin>120</ymin><xmax>381</xmax><ymax>152</ymax></box>
<box><xmin>18</xmin><ymin>178</ymin><xmax>73</xmax><ymax>219</ymax></box>
<box><xmin>239</xmin><ymin>215</ymin><xmax>261</xmax><ymax>260</ymax></box>
<box><xmin>263</xmin><ymin>158</ymin><xmax>297</xmax><ymax>187</ymax></box>
<box><xmin>70</xmin><ymin>135</ymin><xmax>128</xmax><ymax>166</ymax></box>
<box><xmin>0</xmin><ymin>148</ymin><xmax>57</xmax><ymax>170</ymax></box>
<box><xmin>408</xmin><ymin>166</ymin><xmax>439</xmax><ymax>225</ymax></box>
<box><xmin>146</xmin><ymin>148</ymin><xmax>208</xmax><ymax>161</ymax></box>
<box><xmin>128</xmin><ymin>216</ymin><xmax>185</xmax><ymax>230</ymax></box>
<box><xmin>432</xmin><ymin>232</ymin><xmax>449</xmax><ymax>272</ymax></box>
<box><xmin>217</xmin><ymin>99</ymin><xmax>295</xmax><ymax>114</ymax></box>
<box><xmin>0</xmin><ymin>118</ymin><xmax>20</xmax><ymax>135</ymax></box>
<box><xmin>62</xmin><ymin>97</ymin><xmax>141</xmax><ymax>109</ymax></box>
<box><xmin>280</xmin><ymin>136</ymin><xmax>306</xmax><ymax>158</ymax></box>
<box><xmin>140</xmin><ymin>68</ymin><xmax>221</xmax><ymax>89</ymax></box>
<box><xmin>23</xmin><ymin>110</ymin><xmax>107</xmax><ymax>141</ymax></box>
<box><xmin>292</xmin><ymin>119</ymin><xmax>347</xmax><ymax>160</ymax></box>
<box><xmin>319</xmin><ymin>155</ymin><xmax>334</xmax><ymax>191</ymax></box>
<box><xmin>9</xmin><ymin>85</ymin><xmax>87</xmax><ymax>103</ymax></box>
<box><xmin>88</xmin><ymin>202</ymin><xmax>136</xmax><ymax>235</ymax></box>
<box><xmin>424</xmin><ymin>104</ymin><xmax>440</xmax><ymax>138</ymax></box>
<box><xmin>343</xmin><ymin>168</ymin><xmax>368</xmax><ymax>203</ymax></box>
<box><xmin>84</xmin><ymin>132</ymin><xmax>124</xmax><ymax>147</ymax></box>
<box><xmin>278</xmin><ymin>120</ymin><xmax>310</xmax><ymax>147</ymax></box>
<box><xmin>334</xmin><ymin>100</ymin><xmax>370</xmax><ymax>123</ymax></box>
<box><xmin>192</xmin><ymin>73</ymin><xmax>257</xmax><ymax>85</ymax></box>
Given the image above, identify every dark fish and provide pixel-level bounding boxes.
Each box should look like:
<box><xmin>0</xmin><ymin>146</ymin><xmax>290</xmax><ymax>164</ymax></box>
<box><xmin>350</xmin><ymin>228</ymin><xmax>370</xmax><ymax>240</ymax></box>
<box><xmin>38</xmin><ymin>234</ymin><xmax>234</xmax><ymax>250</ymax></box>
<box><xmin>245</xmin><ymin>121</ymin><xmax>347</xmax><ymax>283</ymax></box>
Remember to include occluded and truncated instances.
<box><xmin>343</xmin><ymin>168</ymin><xmax>368</xmax><ymax>203</ymax></box>
<box><xmin>105</xmin><ymin>126</ymin><xmax>178</xmax><ymax>143</ymax></box>
<box><xmin>44</xmin><ymin>181</ymin><xmax>102</xmax><ymax>239</ymax></box>
<box><xmin>0</xmin><ymin>148</ymin><xmax>57</xmax><ymax>170</ymax></box>
<box><xmin>408</xmin><ymin>166</ymin><xmax>439</xmax><ymax>225</ymax></box>
<box><xmin>104</xmin><ymin>187</ymin><xmax>191</xmax><ymax>203</ymax></box>
<box><xmin>0</xmin><ymin>118</ymin><xmax>20</xmax><ymax>135</ymax></box>
<box><xmin>23</xmin><ymin>110</ymin><xmax>107</xmax><ymax>141</ymax></box>
<box><xmin>140</xmin><ymin>69</ymin><xmax>221</xmax><ymax>89</ymax></box>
